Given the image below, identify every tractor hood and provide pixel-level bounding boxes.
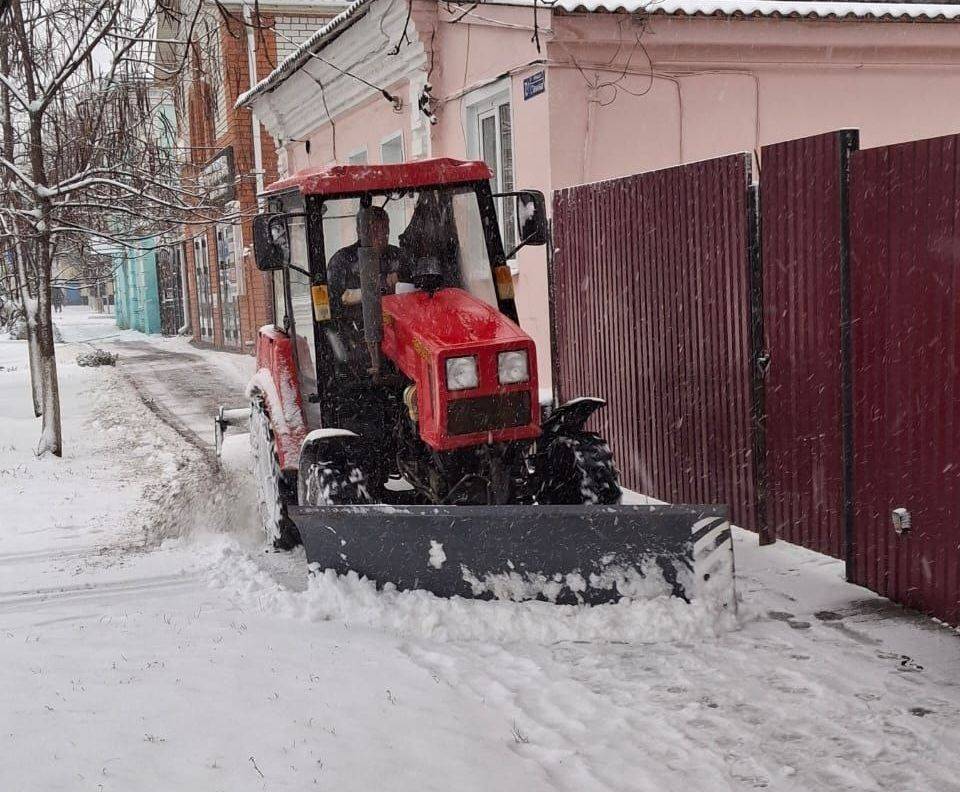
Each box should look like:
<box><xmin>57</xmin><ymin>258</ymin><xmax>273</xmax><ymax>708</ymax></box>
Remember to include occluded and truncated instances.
<box><xmin>382</xmin><ymin>288</ymin><xmax>529</xmax><ymax>354</ymax></box>
<box><xmin>380</xmin><ymin>287</ymin><xmax>540</xmax><ymax>451</ymax></box>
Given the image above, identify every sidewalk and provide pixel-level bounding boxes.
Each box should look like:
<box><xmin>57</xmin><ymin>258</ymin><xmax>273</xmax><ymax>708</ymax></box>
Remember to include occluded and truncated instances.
<box><xmin>1</xmin><ymin>307</ymin><xmax>959</xmax><ymax>791</ymax></box>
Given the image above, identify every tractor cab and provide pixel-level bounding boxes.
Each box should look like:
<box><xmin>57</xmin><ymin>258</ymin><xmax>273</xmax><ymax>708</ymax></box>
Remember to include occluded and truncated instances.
<box><xmin>252</xmin><ymin>159</ymin><xmax>548</xmax><ymax>464</ymax></box>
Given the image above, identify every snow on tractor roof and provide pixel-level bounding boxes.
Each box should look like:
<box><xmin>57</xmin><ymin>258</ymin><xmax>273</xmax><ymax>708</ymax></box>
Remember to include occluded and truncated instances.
<box><xmin>264</xmin><ymin>158</ymin><xmax>493</xmax><ymax>197</ymax></box>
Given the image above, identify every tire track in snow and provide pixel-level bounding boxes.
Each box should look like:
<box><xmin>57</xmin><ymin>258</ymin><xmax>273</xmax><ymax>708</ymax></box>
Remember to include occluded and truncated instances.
<box><xmin>0</xmin><ymin>547</ymin><xmax>98</xmax><ymax>566</ymax></box>
<box><xmin>0</xmin><ymin>571</ymin><xmax>204</xmax><ymax>614</ymax></box>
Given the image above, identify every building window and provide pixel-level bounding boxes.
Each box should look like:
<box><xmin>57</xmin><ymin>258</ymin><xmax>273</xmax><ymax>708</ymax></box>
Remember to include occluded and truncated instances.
<box><xmin>193</xmin><ymin>234</ymin><xmax>214</xmax><ymax>342</ymax></box>
<box><xmin>380</xmin><ymin>133</ymin><xmax>403</xmax><ymax>165</ymax></box>
<box><xmin>215</xmin><ymin>222</ymin><xmax>241</xmax><ymax>347</ymax></box>
<box><xmin>465</xmin><ymin>86</ymin><xmax>516</xmax><ymax>258</ymax></box>
<box><xmin>347</xmin><ymin>148</ymin><xmax>367</xmax><ymax>166</ymax></box>
<box><xmin>380</xmin><ymin>133</ymin><xmax>406</xmax><ymax>243</ymax></box>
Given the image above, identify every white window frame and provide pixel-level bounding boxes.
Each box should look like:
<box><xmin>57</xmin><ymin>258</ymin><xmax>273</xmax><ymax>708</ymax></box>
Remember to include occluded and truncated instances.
<box><xmin>233</xmin><ymin>222</ymin><xmax>245</xmax><ymax>296</ymax></box>
<box><xmin>463</xmin><ymin>82</ymin><xmax>516</xmax><ymax>267</ymax></box>
<box><xmin>379</xmin><ymin>131</ymin><xmax>404</xmax><ymax>164</ymax></box>
<box><xmin>463</xmin><ymin>80</ymin><xmax>511</xmax><ymax>159</ymax></box>
<box><xmin>346</xmin><ymin>147</ymin><xmax>368</xmax><ymax>166</ymax></box>
<box><xmin>378</xmin><ymin>132</ymin><xmax>407</xmax><ymax>245</ymax></box>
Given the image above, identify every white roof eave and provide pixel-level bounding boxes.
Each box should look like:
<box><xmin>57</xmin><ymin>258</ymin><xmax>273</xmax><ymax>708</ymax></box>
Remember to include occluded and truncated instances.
<box><xmin>237</xmin><ymin>0</ymin><xmax>960</xmax><ymax>110</ymax></box>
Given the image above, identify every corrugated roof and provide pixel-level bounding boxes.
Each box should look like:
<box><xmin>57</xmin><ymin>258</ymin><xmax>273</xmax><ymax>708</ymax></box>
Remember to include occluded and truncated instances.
<box><xmin>556</xmin><ymin>0</ymin><xmax>960</xmax><ymax>16</ymax></box>
<box><xmin>236</xmin><ymin>0</ymin><xmax>960</xmax><ymax>109</ymax></box>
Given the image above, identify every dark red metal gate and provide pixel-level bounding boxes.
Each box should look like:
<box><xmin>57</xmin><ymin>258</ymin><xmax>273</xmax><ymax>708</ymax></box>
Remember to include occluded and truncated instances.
<box><xmin>552</xmin><ymin>133</ymin><xmax>960</xmax><ymax>624</ymax></box>
<box><xmin>849</xmin><ymin>134</ymin><xmax>960</xmax><ymax>625</ymax></box>
<box><xmin>760</xmin><ymin>131</ymin><xmax>858</xmax><ymax>559</ymax></box>
<box><xmin>552</xmin><ymin>154</ymin><xmax>760</xmax><ymax>532</ymax></box>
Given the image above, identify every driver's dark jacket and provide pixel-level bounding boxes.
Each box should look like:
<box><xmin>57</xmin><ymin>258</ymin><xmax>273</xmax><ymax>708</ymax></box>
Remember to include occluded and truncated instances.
<box><xmin>326</xmin><ymin>242</ymin><xmax>411</xmax><ymax>313</ymax></box>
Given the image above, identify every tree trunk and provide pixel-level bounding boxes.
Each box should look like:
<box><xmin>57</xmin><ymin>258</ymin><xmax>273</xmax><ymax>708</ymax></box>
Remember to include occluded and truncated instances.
<box><xmin>0</xmin><ymin>27</ymin><xmax>40</xmax><ymax>417</ymax></box>
<box><xmin>22</xmin><ymin>296</ymin><xmax>43</xmax><ymax>418</ymax></box>
<box><xmin>34</xmin><ymin>252</ymin><xmax>61</xmax><ymax>457</ymax></box>
<box><xmin>12</xmin><ymin>240</ymin><xmax>42</xmax><ymax>418</ymax></box>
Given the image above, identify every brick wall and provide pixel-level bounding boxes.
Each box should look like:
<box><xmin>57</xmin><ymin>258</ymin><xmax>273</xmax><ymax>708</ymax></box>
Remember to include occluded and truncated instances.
<box><xmin>275</xmin><ymin>16</ymin><xmax>324</xmax><ymax>62</ymax></box>
<box><xmin>180</xmin><ymin>11</ymin><xmax>332</xmax><ymax>352</ymax></box>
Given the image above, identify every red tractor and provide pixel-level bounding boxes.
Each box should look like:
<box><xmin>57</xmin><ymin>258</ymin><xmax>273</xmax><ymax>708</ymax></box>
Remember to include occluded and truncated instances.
<box><xmin>219</xmin><ymin>158</ymin><xmax>734</xmax><ymax>606</ymax></box>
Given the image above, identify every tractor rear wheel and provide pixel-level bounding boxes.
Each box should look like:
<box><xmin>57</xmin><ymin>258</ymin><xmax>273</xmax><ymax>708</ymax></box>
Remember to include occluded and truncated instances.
<box><xmin>532</xmin><ymin>430</ymin><xmax>622</xmax><ymax>505</ymax></box>
<box><xmin>298</xmin><ymin>451</ymin><xmax>374</xmax><ymax>507</ymax></box>
<box><xmin>250</xmin><ymin>396</ymin><xmax>300</xmax><ymax>549</ymax></box>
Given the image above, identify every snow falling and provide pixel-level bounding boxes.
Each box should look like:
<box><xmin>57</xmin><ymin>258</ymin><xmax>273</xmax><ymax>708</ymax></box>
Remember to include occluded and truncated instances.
<box><xmin>2</xmin><ymin>309</ymin><xmax>960</xmax><ymax>791</ymax></box>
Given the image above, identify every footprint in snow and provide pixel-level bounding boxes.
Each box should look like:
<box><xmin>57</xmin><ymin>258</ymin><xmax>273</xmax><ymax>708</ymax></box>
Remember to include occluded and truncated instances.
<box><xmin>767</xmin><ymin>611</ymin><xmax>811</xmax><ymax>629</ymax></box>
<box><xmin>876</xmin><ymin>651</ymin><xmax>924</xmax><ymax>672</ymax></box>
<box><xmin>814</xmin><ymin>610</ymin><xmax>843</xmax><ymax>621</ymax></box>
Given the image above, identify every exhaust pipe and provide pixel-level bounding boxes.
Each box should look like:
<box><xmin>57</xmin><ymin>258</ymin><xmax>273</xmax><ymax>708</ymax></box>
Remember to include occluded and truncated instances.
<box><xmin>357</xmin><ymin>205</ymin><xmax>383</xmax><ymax>378</ymax></box>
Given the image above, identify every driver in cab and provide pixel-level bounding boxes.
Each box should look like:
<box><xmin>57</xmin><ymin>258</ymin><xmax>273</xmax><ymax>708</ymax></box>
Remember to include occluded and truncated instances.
<box><xmin>327</xmin><ymin>206</ymin><xmax>411</xmax><ymax>313</ymax></box>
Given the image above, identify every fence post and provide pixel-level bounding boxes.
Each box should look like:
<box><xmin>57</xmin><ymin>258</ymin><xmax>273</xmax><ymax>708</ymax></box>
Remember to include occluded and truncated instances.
<box><xmin>838</xmin><ymin>129</ymin><xmax>860</xmax><ymax>580</ymax></box>
<box><xmin>748</xmin><ymin>180</ymin><xmax>772</xmax><ymax>544</ymax></box>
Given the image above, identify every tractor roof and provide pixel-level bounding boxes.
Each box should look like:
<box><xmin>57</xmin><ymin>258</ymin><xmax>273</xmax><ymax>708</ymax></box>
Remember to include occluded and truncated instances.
<box><xmin>264</xmin><ymin>157</ymin><xmax>493</xmax><ymax>197</ymax></box>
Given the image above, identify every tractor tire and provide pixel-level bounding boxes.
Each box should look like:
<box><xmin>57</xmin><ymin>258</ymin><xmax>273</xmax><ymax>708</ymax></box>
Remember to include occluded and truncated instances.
<box><xmin>532</xmin><ymin>431</ymin><xmax>622</xmax><ymax>506</ymax></box>
<box><xmin>298</xmin><ymin>452</ymin><xmax>374</xmax><ymax>507</ymax></box>
<box><xmin>249</xmin><ymin>396</ymin><xmax>300</xmax><ymax>550</ymax></box>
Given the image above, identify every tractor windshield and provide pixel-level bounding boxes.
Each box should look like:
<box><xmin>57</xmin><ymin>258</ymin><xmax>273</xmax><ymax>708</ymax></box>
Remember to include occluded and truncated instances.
<box><xmin>320</xmin><ymin>185</ymin><xmax>500</xmax><ymax>310</ymax></box>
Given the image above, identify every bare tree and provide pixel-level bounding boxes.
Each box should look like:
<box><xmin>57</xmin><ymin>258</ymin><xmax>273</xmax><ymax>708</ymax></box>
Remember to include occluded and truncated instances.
<box><xmin>0</xmin><ymin>0</ymin><xmax>219</xmax><ymax>455</ymax></box>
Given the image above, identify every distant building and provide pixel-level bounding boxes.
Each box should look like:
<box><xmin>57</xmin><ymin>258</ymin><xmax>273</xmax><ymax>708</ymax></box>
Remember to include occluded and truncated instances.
<box><xmin>114</xmin><ymin>245</ymin><xmax>162</xmax><ymax>333</ymax></box>
<box><xmin>54</xmin><ymin>253</ymin><xmax>115</xmax><ymax>313</ymax></box>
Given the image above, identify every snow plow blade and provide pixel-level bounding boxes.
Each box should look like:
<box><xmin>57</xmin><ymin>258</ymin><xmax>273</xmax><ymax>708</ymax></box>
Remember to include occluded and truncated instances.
<box><xmin>289</xmin><ymin>504</ymin><xmax>735</xmax><ymax>608</ymax></box>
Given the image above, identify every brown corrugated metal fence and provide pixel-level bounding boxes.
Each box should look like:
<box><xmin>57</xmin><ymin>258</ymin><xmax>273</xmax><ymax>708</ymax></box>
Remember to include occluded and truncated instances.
<box><xmin>849</xmin><ymin>134</ymin><xmax>960</xmax><ymax>625</ymax></box>
<box><xmin>760</xmin><ymin>131</ymin><xmax>858</xmax><ymax>559</ymax></box>
<box><xmin>552</xmin><ymin>131</ymin><xmax>960</xmax><ymax>625</ymax></box>
<box><xmin>552</xmin><ymin>154</ymin><xmax>760</xmax><ymax>532</ymax></box>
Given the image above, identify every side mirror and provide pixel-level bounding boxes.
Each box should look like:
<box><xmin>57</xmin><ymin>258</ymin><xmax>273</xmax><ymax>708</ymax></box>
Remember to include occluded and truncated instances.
<box><xmin>252</xmin><ymin>213</ymin><xmax>289</xmax><ymax>271</ymax></box>
<box><xmin>516</xmin><ymin>190</ymin><xmax>548</xmax><ymax>247</ymax></box>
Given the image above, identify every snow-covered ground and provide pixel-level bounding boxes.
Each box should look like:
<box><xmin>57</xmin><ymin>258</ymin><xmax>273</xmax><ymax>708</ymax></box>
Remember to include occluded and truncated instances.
<box><xmin>3</xmin><ymin>307</ymin><xmax>960</xmax><ymax>791</ymax></box>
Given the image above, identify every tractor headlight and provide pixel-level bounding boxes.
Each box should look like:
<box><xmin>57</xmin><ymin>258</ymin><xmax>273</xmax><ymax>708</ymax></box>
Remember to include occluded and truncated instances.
<box><xmin>498</xmin><ymin>350</ymin><xmax>529</xmax><ymax>385</ymax></box>
<box><xmin>445</xmin><ymin>356</ymin><xmax>479</xmax><ymax>391</ymax></box>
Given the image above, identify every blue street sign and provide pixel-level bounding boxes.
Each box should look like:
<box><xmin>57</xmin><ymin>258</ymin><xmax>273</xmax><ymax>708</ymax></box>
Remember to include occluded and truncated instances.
<box><xmin>523</xmin><ymin>71</ymin><xmax>545</xmax><ymax>101</ymax></box>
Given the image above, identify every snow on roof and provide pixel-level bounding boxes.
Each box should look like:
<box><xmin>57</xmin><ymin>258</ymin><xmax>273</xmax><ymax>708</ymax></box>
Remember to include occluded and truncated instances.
<box><xmin>236</xmin><ymin>0</ymin><xmax>370</xmax><ymax>109</ymax></box>
<box><xmin>236</xmin><ymin>0</ymin><xmax>960</xmax><ymax>109</ymax></box>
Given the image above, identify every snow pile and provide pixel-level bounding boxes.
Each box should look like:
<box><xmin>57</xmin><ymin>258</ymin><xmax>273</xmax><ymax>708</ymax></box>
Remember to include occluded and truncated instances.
<box><xmin>205</xmin><ymin>541</ymin><xmax>738</xmax><ymax>644</ymax></box>
<box><xmin>76</xmin><ymin>347</ymin><xmax>118</xmax><ymax>367</ymax></box>
<box><xmin>428</xmin><ymin>539</ymin><xmax>446</xmax><ymax>569</ymax></box>
<box><xmin>460</xmin><ymin>557</ymin><xmax>677</xmax><ymax>603</ymax></box>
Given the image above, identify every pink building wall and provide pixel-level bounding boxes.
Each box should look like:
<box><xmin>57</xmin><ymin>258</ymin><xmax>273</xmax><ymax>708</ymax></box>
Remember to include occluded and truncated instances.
<box><xmin>548</xmin><ymin>15</ymin><xmax>960</xmax><ymax>189</ymax></box>
<box><xmin>289</xmin><ymin>81</ymin><xmax>414</xmax><ymax>171</ymax></box>
<box><xmin>276</xmin><ymin>6</ymin><xmax>960</xmax><ymax>393</ymax></box>
<box><xmin>428</xmin><ymin>7</ymin><xmax>553</xmax><ymax>378</ymax></box>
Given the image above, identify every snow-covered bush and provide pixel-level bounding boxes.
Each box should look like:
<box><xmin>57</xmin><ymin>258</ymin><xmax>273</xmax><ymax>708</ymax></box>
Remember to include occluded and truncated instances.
<box><xmin>76</xmin><ymin>349</ymin><xmax>118</xmax><ymax>367</ymax></box>
<box><xmin>7</xmin><ymin>317</ymin><xmax>63</xmax><ymax>342</ymax></box>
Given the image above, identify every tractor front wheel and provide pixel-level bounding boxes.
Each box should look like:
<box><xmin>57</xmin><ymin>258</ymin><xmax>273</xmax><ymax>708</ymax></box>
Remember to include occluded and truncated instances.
<box><xmin>250</xmin><ymin>396</ymin><xmax>300</xmax><ymax>550</ymax></box>
<box><xmin>531</xmin><ymin>430</ymin><xmax>622</xmax><ymax>505</ymax></box>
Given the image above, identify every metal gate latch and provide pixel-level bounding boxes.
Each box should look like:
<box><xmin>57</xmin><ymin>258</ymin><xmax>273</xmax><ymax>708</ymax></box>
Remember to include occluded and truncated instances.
<box><xmin>892</xmin><ymin>507</ymin><xmax>912</xmax><ymax>536</ymax></box>
<box><xmin>756</xmin><ymin>353</ymin><xmax>771</xmax><ymax>377</ymax></box>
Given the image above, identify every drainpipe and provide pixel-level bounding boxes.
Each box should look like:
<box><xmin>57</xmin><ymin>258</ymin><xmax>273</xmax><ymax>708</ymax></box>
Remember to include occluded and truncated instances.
<box><xmin>177</xmin><ymin>246</ymin><xmax>190</xmax><ymax>335</ymax></box>
<box><xmin>244</xmin><ymin>4</ymin><xmax>268</xmax><ymax>344</ymax></box>
<box><xmin>243</xmin><ymin>5</ymin><xmax>266</xmax><ymax>203</ymax></box>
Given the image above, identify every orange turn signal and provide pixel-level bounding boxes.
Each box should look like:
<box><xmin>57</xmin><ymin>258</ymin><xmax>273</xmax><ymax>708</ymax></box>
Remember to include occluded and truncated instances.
<box><xmin>494</xmin><ymin>265</ymin><xmax>514</xmax><ymax>300</ymax></box>
<box><xmin>311</xmin><ymin>284</ymin><xmax>331</xmax><ymax>321</ymax></box>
